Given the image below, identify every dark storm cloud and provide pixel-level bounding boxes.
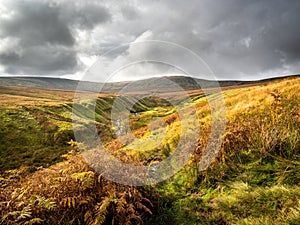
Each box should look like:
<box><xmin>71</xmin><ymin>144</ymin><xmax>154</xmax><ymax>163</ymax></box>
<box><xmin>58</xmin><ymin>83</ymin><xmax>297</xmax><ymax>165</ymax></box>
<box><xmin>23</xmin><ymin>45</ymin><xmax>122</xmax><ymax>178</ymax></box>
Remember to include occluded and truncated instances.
<box><xmin>0</xmin><ymin>0</ymin><xmax>111</xmax><ymax>75</ymax></box>
<box><xmin>127</xmin><ymin>0</ymin><xmax>300</xmax><ymax>79</ymax></box>
<box><xmin>84</xmin><ymin>0</ymin><xmax>300</xmax><ymax>81</ymax></box>
<box><xmin>0</xmin><ymin>0</ymin><xmax>300</xmax><ymax>80</ymax></box>
<box><xmin>1</xmin><ymin>2</ymin><xmax>75</xmax><ymax>46</ymax></box>
<box><xmin>62</xmin><ymin>2</ymin><xmax>112</xmax><ymax>30</ymax></box>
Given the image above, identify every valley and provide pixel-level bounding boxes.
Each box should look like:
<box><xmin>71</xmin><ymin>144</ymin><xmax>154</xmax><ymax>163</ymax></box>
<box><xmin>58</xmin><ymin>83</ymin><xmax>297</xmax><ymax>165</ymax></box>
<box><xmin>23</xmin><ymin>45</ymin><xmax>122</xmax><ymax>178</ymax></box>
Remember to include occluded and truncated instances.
<box><xmin>0</xmin><ymin>76</ymin><xmax>299</xmax><ymax>224</ymax></box>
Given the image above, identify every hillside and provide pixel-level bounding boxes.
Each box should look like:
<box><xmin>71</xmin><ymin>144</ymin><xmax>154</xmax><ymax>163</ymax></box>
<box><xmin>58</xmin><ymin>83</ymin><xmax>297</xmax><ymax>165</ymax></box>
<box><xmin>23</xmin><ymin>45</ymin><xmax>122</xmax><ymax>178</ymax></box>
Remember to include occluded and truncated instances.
<box><xmin>0</xmin><ymin>76</ymin><xmax>299</xmax><ymax>224</ymax></box>
<box><xmin>1</xmin><ymin>75</ymin><xmax>297</xmax><ymax>93</ymax></box>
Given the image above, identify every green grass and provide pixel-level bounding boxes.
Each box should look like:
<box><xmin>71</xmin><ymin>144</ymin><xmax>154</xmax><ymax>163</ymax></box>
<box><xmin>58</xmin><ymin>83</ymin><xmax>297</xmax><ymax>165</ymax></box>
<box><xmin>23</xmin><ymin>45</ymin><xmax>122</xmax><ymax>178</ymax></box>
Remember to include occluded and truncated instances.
<box><xmin>0</xmin><ymin>93</ymin><xmax>183</xmax><ymax>172</ymax></box>
<box><xmin>0</xmin><ymin>106</ymin><xmax>73</xmax><ymax>172</ymax></box>
<box><xmin>146</xmin><ymin>78</ymin><xmax>300</xmax><ymax>225</ymax></box>
<box><xmin>0</xmin><ymin>77</ymin><xmax>299</xmax><ymax>224</ymax></box>
<box><xmin>150</xmin><ymin>183</ymin><xmax>300</xmax><ymax>225</ymax></box>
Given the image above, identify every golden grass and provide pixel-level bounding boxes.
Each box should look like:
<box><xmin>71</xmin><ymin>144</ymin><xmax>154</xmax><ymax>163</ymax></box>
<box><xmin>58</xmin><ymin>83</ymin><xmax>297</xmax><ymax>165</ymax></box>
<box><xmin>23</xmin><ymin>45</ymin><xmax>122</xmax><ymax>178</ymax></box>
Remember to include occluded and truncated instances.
<box><xmin>0</xmin><ymin>76</ymin><xmax>299</xmax><ymax>224</ymax></box>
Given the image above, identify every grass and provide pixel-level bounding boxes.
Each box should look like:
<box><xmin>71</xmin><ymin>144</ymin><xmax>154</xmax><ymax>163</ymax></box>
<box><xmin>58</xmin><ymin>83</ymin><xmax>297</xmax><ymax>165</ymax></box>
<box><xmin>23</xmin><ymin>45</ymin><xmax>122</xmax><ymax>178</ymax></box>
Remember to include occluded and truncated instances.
<box><xmin>152</xmin><ymin>183</ymin><xmax>300</xmax><ymax>225</ymax></box>
<box><xmin>0</xmin><ymin>105</ymin><xmax>74</xmax><ymax>172</ymax></box>
<box><xmin>0</xmin><ymin>76</ymin><xmax>299</xmax><ymax>224</ymax></box>
<box><xmin>147</xmin><ymin>77</ymin><xmax>300</xmax><ymax>225</ymax></box>
<box><xmin>0</xmin><ymin>88</ymin><xmax>184</xmax><ymax>171</ymax></box>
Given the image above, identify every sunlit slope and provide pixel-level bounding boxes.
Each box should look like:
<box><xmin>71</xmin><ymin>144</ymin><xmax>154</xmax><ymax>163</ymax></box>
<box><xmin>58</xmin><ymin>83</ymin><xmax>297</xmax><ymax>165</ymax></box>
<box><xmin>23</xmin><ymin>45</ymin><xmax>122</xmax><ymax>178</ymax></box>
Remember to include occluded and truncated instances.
<box><xmin>0</xmin><ymin>76</ymin><xmax>299</xmax><ymax>224</ymax></box>
<box><xmin>148</xmin><ymin>77</ymin><xmax>300</xmax><ymax>224</ymax></box>
<box><xmin>1</xmin><ymin>77</ymin><xmax>299</xmax><ymax>172</ymax></box>
<box><xmin>0</xmin><ymin>86</ymin><xmax>193</xmax><ymax>171</ymax></box>
<box><xmin>104</xmin><ymin>77</ymin><xmax>300</xmax><ymax>167</ymax></box>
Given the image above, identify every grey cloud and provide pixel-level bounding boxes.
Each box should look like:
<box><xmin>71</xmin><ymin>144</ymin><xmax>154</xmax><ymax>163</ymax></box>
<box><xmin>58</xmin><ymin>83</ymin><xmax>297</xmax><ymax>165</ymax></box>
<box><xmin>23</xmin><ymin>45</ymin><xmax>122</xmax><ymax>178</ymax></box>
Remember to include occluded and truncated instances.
<box><xmin>120</xmin><ymin>4</ymin><xmax>139</xmax><ymax>20</ymax></box>
<box><xmin>0</xmin><ymin>0</ymin><xmax>111</xmax><ymax>75</ymax></box>
<box><xmin>0</xmin><ymin>46</ymin><xmax>79</xmax><ymax>75</ymax></box>
<box><xmin>1</xmin><ymin>0</ymin><xmax>300</xmax><ymax>80</ymax></box>
<box><xmin>1</xmin><ymin>2</ymin><xmax>75</xmax><ymax>46</ymax></box>
<box><xmin>126</xmin><ymin>0</ymin><xmax>300</xmax><ymax>79</ymax></box>
<box><xmin>62</xmin><ymin>2</ymin><xmax>111</xmax><ymax>29</ymax></box>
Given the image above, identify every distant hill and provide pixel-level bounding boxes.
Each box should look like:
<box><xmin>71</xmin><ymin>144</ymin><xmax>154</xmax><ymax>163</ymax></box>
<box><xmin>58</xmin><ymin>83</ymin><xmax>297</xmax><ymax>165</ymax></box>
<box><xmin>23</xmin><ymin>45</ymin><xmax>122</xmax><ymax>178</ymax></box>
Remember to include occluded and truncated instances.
<box><xmin>0</xmin><ymin>77</ymin><xmax>101</xmax><ymax>92</ymax></box>
<box><xmin>0</xmin><ymin>75</ymin><xmax>298</xmax><ymax>93</ymax></box>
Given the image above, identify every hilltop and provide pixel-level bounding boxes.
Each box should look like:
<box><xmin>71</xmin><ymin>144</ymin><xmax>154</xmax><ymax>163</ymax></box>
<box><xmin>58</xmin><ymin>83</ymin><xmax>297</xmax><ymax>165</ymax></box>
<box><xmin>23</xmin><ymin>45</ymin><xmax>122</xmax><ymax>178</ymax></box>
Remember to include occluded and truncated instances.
<box><xmin>0</xmin><ymin>75</ymin><xmax>298</xmax><ymax>93</ymax></box>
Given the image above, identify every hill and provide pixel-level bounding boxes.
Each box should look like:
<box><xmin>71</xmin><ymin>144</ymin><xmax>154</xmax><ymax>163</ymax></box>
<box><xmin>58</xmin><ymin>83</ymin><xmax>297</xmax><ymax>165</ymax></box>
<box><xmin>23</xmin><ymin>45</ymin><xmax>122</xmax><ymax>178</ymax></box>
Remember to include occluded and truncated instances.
<box><xmin>1</xmin><ymin>75</ymin><xmax>298</xmax><ymax>93</ymax></box>
<box><xmin>0</xmin><ymin>76</ymin><xmax>299</xmax><ymax>224</ymax></box>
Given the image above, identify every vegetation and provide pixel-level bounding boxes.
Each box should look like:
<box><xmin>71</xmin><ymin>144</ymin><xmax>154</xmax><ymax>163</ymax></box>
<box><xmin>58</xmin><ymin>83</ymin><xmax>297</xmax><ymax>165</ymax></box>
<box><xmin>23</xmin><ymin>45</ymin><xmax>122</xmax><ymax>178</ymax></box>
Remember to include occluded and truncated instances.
<box><xmin>0</xmin><ymin>76</ymin><xmax>299</xmax><ymax>224</ymax></box>
<box><xmin>149</xmin><ymin>78</ymin><xmax>300</xmax><ymax>224</ymax></box>
<box><xmin>0</xmin><ymin>75</ymin><xmax>281</xmax><ymax>93</ymax></box>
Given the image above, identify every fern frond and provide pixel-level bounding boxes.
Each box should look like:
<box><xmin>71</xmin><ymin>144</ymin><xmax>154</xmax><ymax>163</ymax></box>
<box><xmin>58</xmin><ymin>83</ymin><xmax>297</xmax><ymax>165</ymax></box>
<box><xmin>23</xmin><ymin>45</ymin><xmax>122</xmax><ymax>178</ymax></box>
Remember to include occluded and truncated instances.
<box><xmin>24</xmin><ymin>218</ymin><xmax>44</xmax><ymax>225</ymax></box>
<box><xmin>92</xmin><ymin>197</ymin><xmax>113</xmax><ymax>225</ymax></box>
<box><xmin>60</xmin><ymin>197</ymin><xmax>77</xmax><ymax>209</ymax></box>
<box><xmin>14</xmin><ymin>206</ymin><xmax>32</xmax><ymax>221</ymax></box>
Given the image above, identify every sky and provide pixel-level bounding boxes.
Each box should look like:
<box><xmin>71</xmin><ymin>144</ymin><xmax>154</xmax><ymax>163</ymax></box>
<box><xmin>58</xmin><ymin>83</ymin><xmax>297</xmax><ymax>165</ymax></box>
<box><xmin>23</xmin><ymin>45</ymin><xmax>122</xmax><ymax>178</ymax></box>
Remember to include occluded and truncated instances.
<box><xmin>0</xmin><ymin>0</ymin><xmax>300</xmax><ymax>82</ymax></box>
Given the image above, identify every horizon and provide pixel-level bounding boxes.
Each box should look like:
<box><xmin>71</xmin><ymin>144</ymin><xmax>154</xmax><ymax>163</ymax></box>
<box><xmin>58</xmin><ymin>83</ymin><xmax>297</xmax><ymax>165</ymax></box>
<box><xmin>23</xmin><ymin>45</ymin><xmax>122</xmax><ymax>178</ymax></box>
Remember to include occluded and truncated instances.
<box><xmin>0</xmin><ymin>73</ymin><xmax>298</xmax><ymax>84</ymax></box>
